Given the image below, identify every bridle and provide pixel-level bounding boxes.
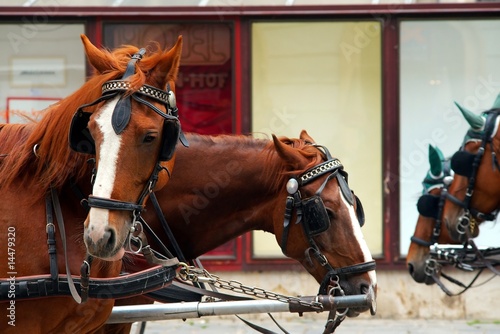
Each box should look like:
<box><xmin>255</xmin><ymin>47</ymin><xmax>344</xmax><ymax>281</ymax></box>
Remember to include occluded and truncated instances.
<box><xmin>69</xmin><ymin>48</ymin><xmax>188</xmax><ymax>221</ymax></box>
<box><xmin>446</xmin><ymin>110</ymin><xmax>500</xmax><ymax>238</ymax></box>
<box><xmin>279</xmin><ymin>144</ymin><xmax>375</xmax><ymax>297</ymax></box>
<box><xmin>412</xmin><ymin>159</ymin><xmax>452</xmax><ymax>248</ymax></box>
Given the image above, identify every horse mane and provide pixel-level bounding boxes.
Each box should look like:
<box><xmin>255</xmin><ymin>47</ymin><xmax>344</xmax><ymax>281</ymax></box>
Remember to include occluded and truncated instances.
<box><xmin>185</xmin><ymin>132</ymin><xmax>269</xmax><ymax>149</ymax></box>
<box><xmin>0</xmin><ymin>42</ymin><xmax>169</xmax><ymax>195</ymax></box>
<box><xmin>185</xmin><ymin>133</ymin><xmax>324</xmax><ymax>192</ymax></box>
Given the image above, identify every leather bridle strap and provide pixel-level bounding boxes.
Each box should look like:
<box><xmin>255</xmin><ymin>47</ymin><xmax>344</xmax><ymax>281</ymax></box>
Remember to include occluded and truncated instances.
<box><xmin>318</xmin><ymin>261</ymin><xmax>377</xmax><ymax>295</ymax></box>
<box><xmin>87</xmin><ymin>195</ymin><xmax>144</xmax><ymax>211</ymax></box>
<box><xmin>45</xmin><ymin>194</ymin><xmax>58</xmax><ymax>285</ymax></box>
<box><xmin>464</xmin><ymin>228</ymin><xmax>500</xmax><ymax>276</ymax></box>
<box><xmin>49</xmin><ymin>187</ymin><xmax>83</xmax><ymax>303</ymax></box>
<box><xmin>149</xmin><ymin>191</ymin><xmax>188</xmax><ymax>263</ymax></box>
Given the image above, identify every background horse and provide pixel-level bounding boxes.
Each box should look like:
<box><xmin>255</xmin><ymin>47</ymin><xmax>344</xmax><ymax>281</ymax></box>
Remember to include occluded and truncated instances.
<box><xmin>103</xmin><ymin>130</ymin><xmax>377</xmax><ymax>334</ymax></box>
<box><xmin>407</xmin><ymin>145</ymin><xmax>457</xmax><ymax>284</ymax></box>
<box><xmin>442</xmin><ymin>102</ymin><xmax>500</xmax><ymax>242</ymax></box>
<box><xmin>0</xmin><ymin>35</ymin><xmax>182</xmax><ymax>333</ymax></box>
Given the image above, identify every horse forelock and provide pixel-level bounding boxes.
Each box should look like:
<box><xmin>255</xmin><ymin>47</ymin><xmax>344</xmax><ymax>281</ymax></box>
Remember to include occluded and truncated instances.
<box><xmin>263</xmin><ymin>136</ymin><xmax>324</xmax><ymax>191</ymax></box>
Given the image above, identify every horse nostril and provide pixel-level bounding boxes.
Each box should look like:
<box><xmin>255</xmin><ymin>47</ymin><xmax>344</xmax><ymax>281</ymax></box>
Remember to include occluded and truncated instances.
<box><xmin>102</xmin><ymin>227</ymin><xmax>116</xmax><ymax>247</ymax></box>
<box><xmin>360</xmin><ymin>283</ymin><xmax>369</xmax><ymax>295</ymax></box>
<box><xmin>408</xmin><ymin>263</ymin><xmax>414</xmax><ymax>275</ymax></box>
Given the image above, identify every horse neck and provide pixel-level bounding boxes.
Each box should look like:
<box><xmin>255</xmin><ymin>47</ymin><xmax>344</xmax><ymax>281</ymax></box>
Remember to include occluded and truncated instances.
<box><xmin>151</xmin><ymin>134</ymin><xmax>287</xmax><ymax>258</ymax></box>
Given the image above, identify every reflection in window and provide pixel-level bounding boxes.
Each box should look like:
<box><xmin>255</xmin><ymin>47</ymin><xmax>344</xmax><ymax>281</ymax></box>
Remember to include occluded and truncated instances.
<box><xmin>399</xmin><ymin>20</ymin><xmax>500</xmax><ymax>255</ymax></box>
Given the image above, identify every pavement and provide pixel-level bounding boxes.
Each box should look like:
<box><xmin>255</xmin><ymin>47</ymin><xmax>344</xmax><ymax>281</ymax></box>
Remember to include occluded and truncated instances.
<box><xmin>131</xmin><ymin>317</ymin><xmax>500</xmax><ymax>334</ymax></box>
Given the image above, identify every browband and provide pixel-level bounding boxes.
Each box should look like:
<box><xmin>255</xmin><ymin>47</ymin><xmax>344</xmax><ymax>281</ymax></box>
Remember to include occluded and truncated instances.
<box><xmin>102</xmin><ymin>80</ymin><xmax>174</xmax><ymax>106</ymax></box>
<box><xmin>299</xmin><ymin>158</ymin><xmax>343</xmax><ymax>185</ymax></box>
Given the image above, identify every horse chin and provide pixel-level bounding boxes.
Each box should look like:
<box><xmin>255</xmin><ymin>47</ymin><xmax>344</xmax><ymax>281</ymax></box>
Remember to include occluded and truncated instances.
<box><xmin>101</xmin><ymin>247</ymin><xmax>125</xmax><ymax>262</ymax></box>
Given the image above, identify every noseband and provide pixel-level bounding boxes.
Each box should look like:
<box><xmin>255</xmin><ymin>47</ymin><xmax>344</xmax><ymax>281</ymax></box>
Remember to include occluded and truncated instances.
<box><xmin>446</xmin><ymin>110</ymin><xmax>500</xmax><ymax>237</ymax></box>
<box><xmin>279</xmin><ymin>145</ymin><xmax>375</xmax><ymax>296</ymax></box>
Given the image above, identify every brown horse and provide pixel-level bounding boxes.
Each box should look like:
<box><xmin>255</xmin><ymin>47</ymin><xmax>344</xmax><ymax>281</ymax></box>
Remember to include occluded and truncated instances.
<box><xmin>0</xmin><ymin>35</ymin><xmax>182</xmax><ymax>333</ymax></box>
<box><xmin>407</xmin><ymin>145</ymin><xmax>457</xmax><ymax>284</ymax></box>
<box><xmin>442</xmin><ymin>103</ymin><xmax>500</xmax><ymax>242</ymax></box>
<box><xmin>102</xmin><ymin>130</ymin><xmax>377</xmax><ymax>333</ymax></box>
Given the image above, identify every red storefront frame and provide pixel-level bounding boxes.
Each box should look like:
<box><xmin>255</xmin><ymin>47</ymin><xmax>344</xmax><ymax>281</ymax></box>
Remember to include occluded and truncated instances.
<box><xmin>3</xmin><ymin>3</ymin><xmax>500</xmax><ymax>270</ymax></box>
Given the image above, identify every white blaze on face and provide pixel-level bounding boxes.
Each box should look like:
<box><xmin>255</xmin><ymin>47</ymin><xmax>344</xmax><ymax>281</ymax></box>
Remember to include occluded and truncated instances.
<box><xmin>339</xmin><ymin>189</ymin><xmax>377</xmax><ymax>287</ymax></box>
<box><xmin>87</xmin><ymin>97</ymin><xmax>121</xmax><ymax>242</ymax></box>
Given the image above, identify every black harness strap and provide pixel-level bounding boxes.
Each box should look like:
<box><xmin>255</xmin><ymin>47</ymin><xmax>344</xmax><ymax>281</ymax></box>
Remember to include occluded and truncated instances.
<box><xmin>149</xmin><ymin>191</ymin><xmax>187</xmax><ymax>263</ymax></box>
<box><xmin>45</xmin><ymin>194</ymin><xmax>58</xmax><ymax>286</ymax></box>
<box><xmin>0</xmin><ymin>265</ymin><xmax>176</xmax><ymax>301</ymax></box>
<box><xmin>49</xmin><ymin>187</ymin><xmax>84</xmax><ymax>303</ymax></box>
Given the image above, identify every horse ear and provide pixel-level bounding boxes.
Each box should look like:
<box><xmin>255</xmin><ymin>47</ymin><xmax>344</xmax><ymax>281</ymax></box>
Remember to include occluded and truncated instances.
<box><xmin>272</xmin><ymin>134</ymin><xmax>308</xmax><ymax>167</ymax></box>
<box><xmin>80</xmin><ymin>34</ymin><xmax>115</xmax><ymax>74</ymax></box>
<box><xmin>454</xmin><ymin>101</ymin><xmax>485</xmax><ymax>131</ymax></box>
<box><xmin>150</xmin><ymin>36</ymin><xmax>183</xmax><ymax>89</ymax></box>
<box><xmin>299</xmin><ymin>130</ymin><xmax>316</xmax><ymax>143</ymax></box>
<box><xmin>428</xmin><ymin>145</ymin><xmax>444</xmax><ymax>177</ymax></box>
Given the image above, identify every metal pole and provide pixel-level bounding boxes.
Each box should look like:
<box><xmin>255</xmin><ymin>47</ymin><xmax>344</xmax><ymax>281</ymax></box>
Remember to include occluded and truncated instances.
<box><xmin>106</xmin><ymin>293</ymin><xmax>373</xmax><ymax>324</ymax></box>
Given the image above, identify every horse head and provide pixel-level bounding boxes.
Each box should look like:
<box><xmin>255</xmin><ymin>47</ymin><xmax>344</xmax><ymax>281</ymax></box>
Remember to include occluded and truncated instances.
<box><xmin>271</xmin><ymin>130</ymin><xmax>376</xmax><ymax>317</ymax></box>
<box><xmin>442</xmin><ymin>102</ymin><xmax>500</xmax><ymax>242</ymax></box>
<box><xmin>72</xmin><ymin>35</ymin><xmax>184</xmax><ymax>260</ymax></box>
<box><xmin>407</xmin><ymin>144</ymin><xmax>457</xmax><ymax>284</ymax></box>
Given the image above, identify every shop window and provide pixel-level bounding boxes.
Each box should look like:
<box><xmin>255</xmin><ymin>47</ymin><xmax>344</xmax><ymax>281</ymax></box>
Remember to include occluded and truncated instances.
<box><xmin>251</xmin><ymin>21</ymin><xmax>383</xmax><ymax>259</ymax></box>
<box><xmin>0</xmin><ymin>23</ymin><xmax>85</xmax><ymax>123</ymax></box>
<box><xmin>399</xmin><ymin>20</ymin><xmax>500</xmax><ymax>255</ymax></box>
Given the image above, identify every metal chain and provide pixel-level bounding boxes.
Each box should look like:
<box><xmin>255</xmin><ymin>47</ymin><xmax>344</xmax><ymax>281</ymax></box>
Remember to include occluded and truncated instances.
<box><xmin>178</xmin><ymin>263</ymin><xmax>323</xmax><ymax>311</ymax></box>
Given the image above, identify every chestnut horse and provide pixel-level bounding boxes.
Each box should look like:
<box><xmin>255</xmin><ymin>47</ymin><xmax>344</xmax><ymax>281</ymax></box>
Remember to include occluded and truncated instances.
<box><xmin>407</xmin><ymin>144</ymin><xmax>457</xmax><ymax>285</ymax></box>
<box><xmin>442</xmin><ymin>102</ymin><xmax>500</xmax><ymax>242</ymax></box>
<box><xmin>0</xmin><ymin>35</ymin><xmax>182</xmax><ymax>333</ymax></box>
<box><xmin>102</xmin><ymin>130</ymin><xmax>377</xmax><ymax>334</ymax></box>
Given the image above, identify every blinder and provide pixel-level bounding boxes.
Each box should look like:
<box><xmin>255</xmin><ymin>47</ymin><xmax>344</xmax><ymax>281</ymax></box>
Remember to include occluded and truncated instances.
<box><xmin>355</xmin><ymin>195</ymin><xmax>365</xmax><ymax>227</ymax></box>
<box><xmin>160</xmin><ymin>119</ymin><xmax>181</xmax><ymax>161</ymax></box>
<box><xmin>417</xmin><ymin>194</ymin><xmax>440</xmax><ymax>219</ymax></box>
<box><xmin>69</xmin><ymin>110</ymin><xmax>95</xmax><ymax>155</ymax></box>
<box><xmin>451</xmin><ymin>150</ymin><xmax>476</xmax><ymax>177</ymax></box>
<box><xmin>301</xmin><ymin>196</ymin><xmax>331</xmax><ymax>236</ymax></box>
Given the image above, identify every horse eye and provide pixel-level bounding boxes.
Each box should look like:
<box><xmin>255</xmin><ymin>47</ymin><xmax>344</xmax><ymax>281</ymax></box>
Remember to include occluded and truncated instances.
<box><xmin>143</xmin><ymin>134</ymin><xmax>157</xmax><ymax>143</ymax></box>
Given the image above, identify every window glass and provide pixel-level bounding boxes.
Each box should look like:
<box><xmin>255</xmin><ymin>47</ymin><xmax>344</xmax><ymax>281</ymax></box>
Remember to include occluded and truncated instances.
<box><xmin>251</xmin><ymin>21</ymin><xmax>383</xmax><ymax>258</ymax></box>
<box><xmin>0</xmin><ymin>24</ymin><xmax>85</xmax><ymax>123</ymax></box>
<box><xmin>399</xmin><ymin>20</ymin><xmax>500</xmax><ymax>255</ymax></box>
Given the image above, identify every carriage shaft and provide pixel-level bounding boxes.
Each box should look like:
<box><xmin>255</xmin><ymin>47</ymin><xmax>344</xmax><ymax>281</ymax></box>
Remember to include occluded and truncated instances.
<box><xmin>106</xmin><ymin>293</ymin><xmax>373</xmax><ymax>324</ymax></box>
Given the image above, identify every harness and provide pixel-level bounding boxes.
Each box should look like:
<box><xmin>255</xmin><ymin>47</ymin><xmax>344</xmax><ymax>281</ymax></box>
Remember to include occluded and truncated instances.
<box><xmin>0</xmin><ymin>49</ymin><xmax>188</xmax><ymax>303</ymax></box>
<box><xmin>279</xmin><ymin>144</ymin><xmax>375</xmax><ymax>332</ymax></box>
<box><xmin>446</xmin><ymin>110</ymin><xmax>500</xmax><ymax>237</ymax></box>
